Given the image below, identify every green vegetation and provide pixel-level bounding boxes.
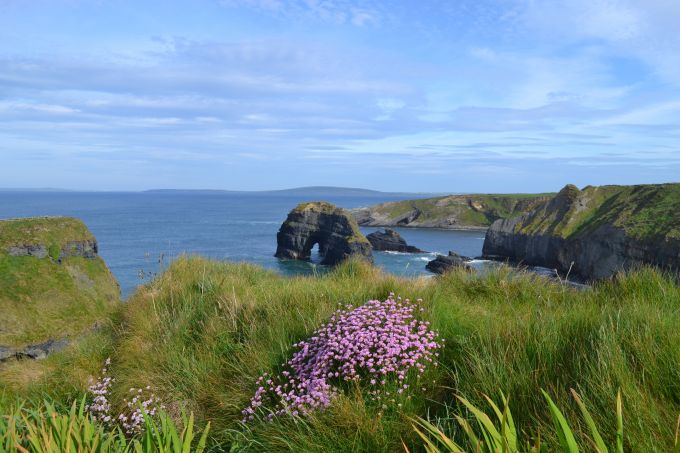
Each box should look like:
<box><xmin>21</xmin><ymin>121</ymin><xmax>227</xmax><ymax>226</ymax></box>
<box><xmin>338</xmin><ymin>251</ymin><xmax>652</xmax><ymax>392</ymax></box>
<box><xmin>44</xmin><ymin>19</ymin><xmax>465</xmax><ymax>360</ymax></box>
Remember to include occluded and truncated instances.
<box><xmin>0</xmin><ymin>398</ymin><xmax>210</xmax><ymax>452</ymax></box>
<box><xmin>516</xmin><ymin>183</ymin><xmax>680</xmax><ymax>240</ymax></box>
<box><xmin>410</xmin><ymin>390</ymin><xmax>644</xmax><ymax>452</ymax></box>
<box><xmin>3</xmin><ymin>256</ymin><xmax>678</xmax><ymax>451</ymax></box>
<box><xmin>357</xmin><ymin>193</ymin><xmax>553</xmax><ymax>228</ymax></box>
<box><xmin>0</xmin><ymin>217</ymin><xmax>119</xmax><ymax>348</ymax></box>
<box><xmin>0</xmin><ymin>217</ymin><xmax>95</xmax><ymax>249</ymax></box>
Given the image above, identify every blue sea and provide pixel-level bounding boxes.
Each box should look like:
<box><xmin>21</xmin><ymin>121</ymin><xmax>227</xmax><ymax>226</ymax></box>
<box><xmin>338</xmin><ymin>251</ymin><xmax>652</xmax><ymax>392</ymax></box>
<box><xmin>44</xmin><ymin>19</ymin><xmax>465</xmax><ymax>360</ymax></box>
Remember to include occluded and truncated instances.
<box><xmin>0</xmin><ymin>191</ymin><xmax>488</xmax><ymax>298</ymax></box>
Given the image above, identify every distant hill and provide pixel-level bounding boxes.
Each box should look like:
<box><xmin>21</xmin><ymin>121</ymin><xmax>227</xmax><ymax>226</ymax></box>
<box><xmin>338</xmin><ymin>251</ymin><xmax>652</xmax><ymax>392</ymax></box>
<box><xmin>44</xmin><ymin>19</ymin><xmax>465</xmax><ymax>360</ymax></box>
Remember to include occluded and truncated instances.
<box><xmin>144</xmin><ymin>186</ymin><xmax>436</xmax><ymax>198</ymax></box>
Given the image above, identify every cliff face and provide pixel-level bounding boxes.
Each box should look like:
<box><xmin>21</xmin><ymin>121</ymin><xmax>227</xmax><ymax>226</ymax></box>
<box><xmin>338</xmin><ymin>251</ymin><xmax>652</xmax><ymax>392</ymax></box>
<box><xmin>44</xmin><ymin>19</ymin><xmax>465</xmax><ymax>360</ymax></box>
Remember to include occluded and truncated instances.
<box><xmin>275</xmin><ymin>202</ymin><xmax>373</xmax><ymax>265</ymax></box>
<box><xmin>0</xmin><ymin>217</ymin><xmax>119</xmax><ymax>354</ymax></box>
<box><xmin>483</xmin><ymin>184</ymin><xmax>680</xmax><ymax>280</ymax></box>
<box><xmin>353</xmin><ymin>193</ymin><xmax>552</xmax><ymax>229</ymax></box>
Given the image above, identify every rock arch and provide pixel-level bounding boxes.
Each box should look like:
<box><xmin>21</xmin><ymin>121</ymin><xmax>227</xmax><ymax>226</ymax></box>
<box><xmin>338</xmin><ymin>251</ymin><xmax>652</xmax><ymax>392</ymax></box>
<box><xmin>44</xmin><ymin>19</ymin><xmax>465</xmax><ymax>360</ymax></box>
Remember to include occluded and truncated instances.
<box><xmin>275</xmin><ymin>202</ymin><xmax>373</xmax><ymax>265</ymax></box>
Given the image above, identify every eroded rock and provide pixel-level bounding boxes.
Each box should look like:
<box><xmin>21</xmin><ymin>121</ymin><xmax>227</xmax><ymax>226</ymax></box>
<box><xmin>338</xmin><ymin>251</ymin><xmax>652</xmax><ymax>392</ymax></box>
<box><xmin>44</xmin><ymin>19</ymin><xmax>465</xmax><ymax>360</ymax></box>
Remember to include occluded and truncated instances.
<box><xmin>366</xmin><ymin>228</ymin><xmax>424</xmax><ymax>253</ymax></box>
<box><xmin>275</xmin><ymin>202</ymin><xmax>373</xmax><ymax>265</ymax></box>
<box><xmin>426</xmin><ymin>251</ymin><xmax>472</xmax><ymax>274</ymax></box>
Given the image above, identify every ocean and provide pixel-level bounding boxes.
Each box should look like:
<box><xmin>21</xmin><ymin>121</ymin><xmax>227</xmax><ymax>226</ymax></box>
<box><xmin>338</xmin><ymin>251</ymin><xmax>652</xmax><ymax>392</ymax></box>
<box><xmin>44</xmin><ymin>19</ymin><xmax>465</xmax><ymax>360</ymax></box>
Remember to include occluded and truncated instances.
<box><xmin>0</xmin><ymin>191</ymin><xmax>488</xmax><ymax>298</ymax></box>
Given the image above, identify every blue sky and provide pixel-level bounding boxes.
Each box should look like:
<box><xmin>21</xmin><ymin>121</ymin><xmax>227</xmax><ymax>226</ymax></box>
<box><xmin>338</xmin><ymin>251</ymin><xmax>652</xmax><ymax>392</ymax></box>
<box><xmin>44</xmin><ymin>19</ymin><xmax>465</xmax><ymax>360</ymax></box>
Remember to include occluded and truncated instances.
<box><xmin>1</xmin><ymin>0</ymin><xmax>679</xmax><ymax>192</ymax></box>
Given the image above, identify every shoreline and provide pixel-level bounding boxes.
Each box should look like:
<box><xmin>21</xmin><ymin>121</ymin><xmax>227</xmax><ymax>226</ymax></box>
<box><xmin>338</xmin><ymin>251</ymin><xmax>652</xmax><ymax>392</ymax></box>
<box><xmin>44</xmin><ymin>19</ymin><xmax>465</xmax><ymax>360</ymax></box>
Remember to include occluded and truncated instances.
<box><xmin>359</xmin><ymin>223</ymin><xmax>490</xmax><ymax>232</ymax></box>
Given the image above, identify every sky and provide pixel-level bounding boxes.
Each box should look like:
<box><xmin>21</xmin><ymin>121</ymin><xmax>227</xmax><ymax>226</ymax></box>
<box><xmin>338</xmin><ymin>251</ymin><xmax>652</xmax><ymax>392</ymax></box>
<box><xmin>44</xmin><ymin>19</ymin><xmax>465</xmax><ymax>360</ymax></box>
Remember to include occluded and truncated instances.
<box><xmin>1</xmin><ymin>0</ymin><xmax>680</xmax><ymax>193</ymax></box>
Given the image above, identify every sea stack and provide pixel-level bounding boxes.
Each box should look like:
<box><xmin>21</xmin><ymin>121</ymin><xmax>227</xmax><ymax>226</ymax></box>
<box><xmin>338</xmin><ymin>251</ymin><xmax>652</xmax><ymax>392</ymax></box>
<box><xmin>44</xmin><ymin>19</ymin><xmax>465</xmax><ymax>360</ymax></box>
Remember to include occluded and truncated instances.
<box><xmin>426</xmin><ymin>251</ymin><xmax>472</xmax><ymax>274</ymax></box>
<box><xmin>366</xmin><ymin>228</ymin><xmax>425</xmax><ymax>253</ymax></box>
<box><xmin>275</xmin><ymin>202</ymin><xmax>373</xmax><ymax>265</ymax></box>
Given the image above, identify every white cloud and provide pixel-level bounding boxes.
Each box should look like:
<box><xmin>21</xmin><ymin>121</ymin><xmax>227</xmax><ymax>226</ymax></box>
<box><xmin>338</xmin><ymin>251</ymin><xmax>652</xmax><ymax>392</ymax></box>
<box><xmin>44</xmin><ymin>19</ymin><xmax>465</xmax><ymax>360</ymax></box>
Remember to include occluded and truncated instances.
<box><xmin>219</xmin><ymin>0</ymin><xmax>383</xmax><ymax>26</ymax></box>
<box><xmin>519</xmin><ymin>0</ymin><xmax>680</xmax><ymax>84</ymax></box>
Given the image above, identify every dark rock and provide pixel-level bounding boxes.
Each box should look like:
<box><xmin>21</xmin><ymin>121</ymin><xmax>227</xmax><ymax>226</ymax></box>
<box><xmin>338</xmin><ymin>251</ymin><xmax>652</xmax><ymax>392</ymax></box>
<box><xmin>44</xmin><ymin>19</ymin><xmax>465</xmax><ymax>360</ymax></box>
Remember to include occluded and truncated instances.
<box><xmin>0</xmin><ymin>339</ymin><xmax>70</xmax><ymax>362</ymax></box>
<box><xmin>6</xmin><ymin>240</ymin><xmax>98</xmax><ymax>260</ymax></box>
<box><xmin>275</xmin><ymin>202</ymin><xmax>373</xmax><ymax>265</ymax></box>
<box><xmin>7</xmin><ymin>244</ymin><xmax>48</xmax><ymax>258</ymax></box>
<box><xmin>396</xmin><ymin>207</ymin><xmax>422</xmax><ymax>225</ymax></box>
<box><xmin>61</xmin><ymin>240</ymin><xmax>98</xmax><ymax>259</ymax></box>
<box><xmin>366</xmin><ymin>228</ymin><xmax>425</xmax><ymax>253</ymax></box>
<box><xmin>426</xmin><ymin>251</ymin><xmax>472</xmax><ymax>274</ymax></box>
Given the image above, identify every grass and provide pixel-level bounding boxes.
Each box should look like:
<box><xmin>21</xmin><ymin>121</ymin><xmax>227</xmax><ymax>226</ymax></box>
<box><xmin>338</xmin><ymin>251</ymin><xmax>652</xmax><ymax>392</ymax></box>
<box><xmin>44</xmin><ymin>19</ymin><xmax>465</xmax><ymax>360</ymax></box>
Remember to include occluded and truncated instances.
<box><xmin>409</xmin><ymin>389</ymin><xmax>640</xmax><ymax>452</ymax></box>
<box><xmin>0</xmin><ymin>255</ymin><xmax>120</xmax><ymax>347</ymax></box>
<box><xmin>0</xmin><ymin>217</ymin><xmax>95</xmax><ymax>249</ymax></box>
<box><xmin>1</xmin><ymin>256</ymin><xmax>679</xmax><ymax>451</ymax></box>
<box><xmin>0</xmin><ymin>217</ymin><xmax>120</xmax><ymax>348</ymax></box>
<box><xmin>516</xmin><ymin>183</ymin><xmax>680</xmax><ymax>240</ymax></box>
<box><xmin>0</xmin><ymin>398</ymin><xmax>210</xmax><ymax>452</ymax></box>
<box><xmin>363</xmin><ymin>193</ymin><xmax>552</xmax><ymax>228</ymax></box>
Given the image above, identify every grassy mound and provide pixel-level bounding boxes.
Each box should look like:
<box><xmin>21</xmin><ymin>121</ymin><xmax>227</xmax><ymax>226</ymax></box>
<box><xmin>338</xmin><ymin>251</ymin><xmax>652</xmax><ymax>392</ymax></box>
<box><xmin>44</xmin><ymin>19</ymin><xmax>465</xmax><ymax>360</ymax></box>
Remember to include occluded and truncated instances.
<box><xmin>0</xmin><ymin>217</ymin><xmax>120</xmax><ymax>401</ymax></box>
<box><xmin>89</xmin><ymin>256</ymin><xmax>679</xmax><ymax>452</ymax></box>
<box><xmin>0</xmin><ymin>217</ymin><xmax>120</xmax><ymax>348</ymax></box>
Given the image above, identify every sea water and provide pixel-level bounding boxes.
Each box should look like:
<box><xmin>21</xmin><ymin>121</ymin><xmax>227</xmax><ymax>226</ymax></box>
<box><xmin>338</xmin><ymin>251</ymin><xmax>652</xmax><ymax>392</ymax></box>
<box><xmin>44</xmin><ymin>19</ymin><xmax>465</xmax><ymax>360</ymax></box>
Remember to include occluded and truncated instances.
<box><xmin>0</xmin><ymin>191</ymin><xmax>488</xmax><ymax>297</ymax></box>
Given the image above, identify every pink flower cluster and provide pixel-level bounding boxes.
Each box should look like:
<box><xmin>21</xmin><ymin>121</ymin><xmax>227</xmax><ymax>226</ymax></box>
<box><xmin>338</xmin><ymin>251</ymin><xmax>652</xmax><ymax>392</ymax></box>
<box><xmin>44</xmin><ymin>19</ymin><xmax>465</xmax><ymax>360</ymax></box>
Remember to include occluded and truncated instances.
<box><xmin>86</xmin><ymin>358</ymin><xmax>164</xmax><ymax>435</ymax></box>
<box><xmin>242</xmin><ymin>293</ymin><xmax>441</xmax><ymax>423</ymax></box>
<box><xmin>86</xmin><ymin>358</ymin><xmax>114</xmax><ymax>425</ymax></box>
<box><xmin>118</xmin><ymin>385</ymin><xmax>164</xmax><ymax>435</ymax></box>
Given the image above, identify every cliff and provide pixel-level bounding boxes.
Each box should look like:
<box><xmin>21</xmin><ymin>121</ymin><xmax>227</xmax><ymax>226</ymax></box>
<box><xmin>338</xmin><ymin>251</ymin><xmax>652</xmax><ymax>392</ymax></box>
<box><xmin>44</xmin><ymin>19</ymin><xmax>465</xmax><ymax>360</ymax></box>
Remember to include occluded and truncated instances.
<box><xmin>275</xmin><ymin>202</ymin><xmax>373</xmax><ymax>265</ymax></box>
<box><xmin>352</xmin><ymin>193</ymin><xmax>553</xmax><ymax>229</ymax></box>
<box><xmin>0</xmin><ymin>217</ymin><xmax>120</xmax><ymax>356</ymax></box>
<box><xmin>482</xmin><ymin>183</ymin><xmax>680</xmax><ymax>280</ymax></box>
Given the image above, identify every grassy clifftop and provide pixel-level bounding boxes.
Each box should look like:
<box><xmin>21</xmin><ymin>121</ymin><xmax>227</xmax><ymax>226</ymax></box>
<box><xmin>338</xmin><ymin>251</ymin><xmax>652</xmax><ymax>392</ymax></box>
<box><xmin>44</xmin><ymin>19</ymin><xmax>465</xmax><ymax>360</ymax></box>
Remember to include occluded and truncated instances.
<box><xmin>514</xmin><ymin>183</ymin><xmax>680</xmax><ymax>240</ymax></box>
<box><xmin>0</xmin><ymin>217</ymin><xmax>120</xmax><ymax>348</ymax></box>
<box><xmin>0</xmin><ymin>217</ymin><xmax>95</xmax><ymax>249</ymax></box>
<box><xmin>353</xmin><ymin>193</ymin><xmax>553</xmax><ymax>229</ymax></box>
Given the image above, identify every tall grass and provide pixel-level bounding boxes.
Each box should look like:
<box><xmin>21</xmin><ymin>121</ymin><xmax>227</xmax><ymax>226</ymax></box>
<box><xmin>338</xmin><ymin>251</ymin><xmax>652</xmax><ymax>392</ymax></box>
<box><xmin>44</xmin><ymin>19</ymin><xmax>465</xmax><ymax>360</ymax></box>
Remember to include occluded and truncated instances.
<box><xmin>2</xmin><ymin>256</ymin><xmax>679</xmax><ymax>451</ymax></box>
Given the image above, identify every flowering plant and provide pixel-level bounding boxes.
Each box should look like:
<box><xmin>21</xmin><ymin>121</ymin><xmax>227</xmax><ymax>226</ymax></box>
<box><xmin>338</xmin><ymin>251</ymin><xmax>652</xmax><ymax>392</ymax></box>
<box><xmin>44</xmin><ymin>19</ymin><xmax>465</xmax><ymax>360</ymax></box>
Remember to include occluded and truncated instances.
<box><xmin>86</xmin><ymin>358</ymin><xmax>164</xmax><ymax>435</ymax></box>
<box><xmin>242</xmin><ymin>293</ymin><xmax>442</xmax><ymax>422</ymax></box>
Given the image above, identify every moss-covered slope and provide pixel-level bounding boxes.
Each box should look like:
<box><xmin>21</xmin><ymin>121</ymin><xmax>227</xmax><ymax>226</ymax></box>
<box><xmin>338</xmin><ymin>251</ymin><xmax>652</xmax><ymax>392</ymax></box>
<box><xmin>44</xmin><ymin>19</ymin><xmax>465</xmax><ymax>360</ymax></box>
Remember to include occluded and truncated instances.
<box><xmin>483</xmin><ymin>183</ymin><xmax>680</xmax><ymax>279</ymax></box>
<box><xmin>0</xmin><ymin>217</ymin><xmax>120</xmax><ymax>349</ymax></box>
<box><xmin>352</xmin><ymin>193</ymin><xmax>553</xmax><ymax>229</ymax></box>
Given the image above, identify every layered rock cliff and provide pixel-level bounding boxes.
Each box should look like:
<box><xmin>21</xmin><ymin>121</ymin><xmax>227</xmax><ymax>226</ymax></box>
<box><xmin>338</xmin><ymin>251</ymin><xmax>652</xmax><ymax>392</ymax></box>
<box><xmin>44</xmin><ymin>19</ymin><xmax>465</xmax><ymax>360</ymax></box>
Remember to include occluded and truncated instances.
<box><xmin>482</xmin><ymin>184</ymin><xmax>680</xmax><ymax>280</ymax></box>
<box><xmin>353</xmin><ymin>193</ymin><xmax>552</xmax><ymax>229</ymax></box>
<box><xmin>275</xmin><ymin>202</ymin><xmax>373</xmax><ymax>265</ymax></box>
<box><xmin>0</xmin><ymin>217</ymin><xmax>119</xmax><ymax>357</ymax></box>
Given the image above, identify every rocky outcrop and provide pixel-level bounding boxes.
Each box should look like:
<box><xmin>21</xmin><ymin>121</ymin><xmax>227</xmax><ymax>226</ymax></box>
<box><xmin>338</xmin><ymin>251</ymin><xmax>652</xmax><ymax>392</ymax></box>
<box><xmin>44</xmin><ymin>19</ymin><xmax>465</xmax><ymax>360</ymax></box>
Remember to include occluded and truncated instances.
<box><xmin>426</xmin><ymin>251</ymin><xmax>472</xmax><ymax>274</ymax></box>
<box><xmin>366</xmin><ymin>228</ymin><xmax>424</xmax><ymax>253</ymax></box>
<box><xmin>7</xmin><ymin>239</ymin><xmax>97</xmax><ymax>260</ymax></box>
<box><xmin>482</xmin><ymin>183</ymin><xmax>680</xmax><ymax>280</ymax></box>
<box><xmin>7</xmin><ymin>244</ymin><xmax>48</xmax><ymax>258</ymax></box>
<box><xmin>0</xmin><ymin>339</ymin><xmax>70</xmax><ymax>362</ymax></box>
<box><xmin>275</xmin><ymin>202</ymin><xmax>373</xmax><ymax>265</ymax></box>
<box><xmin>352</xmin><ymin>194</ymin><xmax>552</xmax><ymax>229</ymax></box>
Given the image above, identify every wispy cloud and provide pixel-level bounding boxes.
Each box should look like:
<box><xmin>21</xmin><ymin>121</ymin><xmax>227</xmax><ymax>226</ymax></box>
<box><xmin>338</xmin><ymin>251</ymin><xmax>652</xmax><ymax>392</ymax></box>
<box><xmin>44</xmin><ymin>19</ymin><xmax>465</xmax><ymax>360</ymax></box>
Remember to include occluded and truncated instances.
<box><xmin>0</xmin><ymin>1</ymin><xmax>679</xmax><ymax>191</ymax></box>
